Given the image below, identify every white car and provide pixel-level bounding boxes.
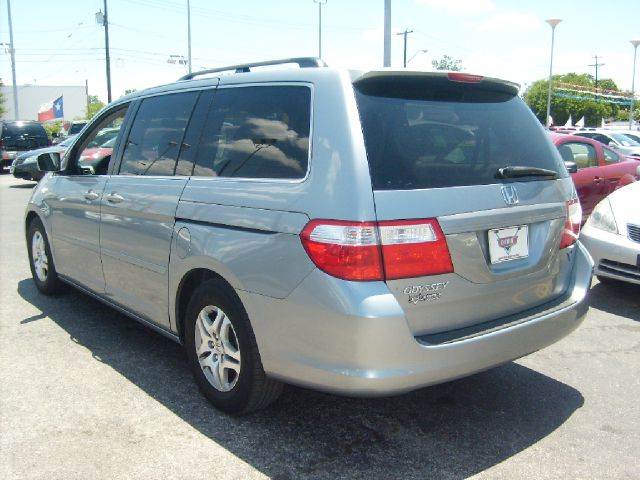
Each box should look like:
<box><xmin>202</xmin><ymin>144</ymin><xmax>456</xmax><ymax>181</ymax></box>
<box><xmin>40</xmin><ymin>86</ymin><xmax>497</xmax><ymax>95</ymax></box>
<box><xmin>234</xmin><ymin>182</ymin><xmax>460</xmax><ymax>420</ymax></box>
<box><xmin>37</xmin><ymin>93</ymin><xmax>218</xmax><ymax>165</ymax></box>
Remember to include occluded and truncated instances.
<box><xmin>580</xmin><ymin>181</ymin><xmax>640</xmax><ymax>285</ymax></box>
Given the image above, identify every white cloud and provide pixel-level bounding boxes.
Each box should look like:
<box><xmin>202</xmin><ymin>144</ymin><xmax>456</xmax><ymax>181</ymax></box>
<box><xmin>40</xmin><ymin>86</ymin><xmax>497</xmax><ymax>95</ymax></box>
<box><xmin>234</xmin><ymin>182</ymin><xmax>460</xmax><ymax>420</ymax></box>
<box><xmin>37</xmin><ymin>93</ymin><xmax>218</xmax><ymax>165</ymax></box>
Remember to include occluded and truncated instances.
<box><xmin>473</xmin><ymin>12</ymin><xmax>540</xmax><ymax>33</ymax></box>
<box><xmin>415</xmin><ymin>0</ymin><xmax>495</xmax><ymax>15</ymax></box>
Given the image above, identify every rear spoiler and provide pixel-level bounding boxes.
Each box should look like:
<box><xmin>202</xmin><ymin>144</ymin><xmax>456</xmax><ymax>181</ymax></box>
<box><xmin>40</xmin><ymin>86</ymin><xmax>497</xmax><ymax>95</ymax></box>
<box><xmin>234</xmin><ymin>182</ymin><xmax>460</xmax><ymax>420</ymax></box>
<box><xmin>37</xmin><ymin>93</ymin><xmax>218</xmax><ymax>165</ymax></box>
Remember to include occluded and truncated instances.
<box><xmin>353</xmin><ymin>71</ymin><xmax>520</xmax><ymax>100</ymax></box>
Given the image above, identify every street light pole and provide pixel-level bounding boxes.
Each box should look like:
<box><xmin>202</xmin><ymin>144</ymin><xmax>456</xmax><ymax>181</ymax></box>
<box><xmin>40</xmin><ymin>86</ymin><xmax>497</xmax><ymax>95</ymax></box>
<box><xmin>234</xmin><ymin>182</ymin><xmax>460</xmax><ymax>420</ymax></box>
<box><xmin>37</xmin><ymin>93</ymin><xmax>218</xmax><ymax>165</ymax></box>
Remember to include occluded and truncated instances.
<box><xmin>383</xmin><ymin>0</ymin><xmax>391</xmax><ymax>67</ymax></box>
<box><xmin>545</xmin><ymin>18</ymin><xmax>561</xmax><ymax>127</ymax></box>
<box><xmin>313</xmin><ymin>0</ymin><xmax>327</xmax><ymax>58</ymax></box>
<box><xmin>187</xmin><ymin>0</ymin><xmax>192</xmax><ymax>74</ymax></box>
<box><xmin>6</xmin><ymin>0</ymin><xmax>19</xmax><ymax>119</ymax></box>
<box><xmin>629</xmin><ymin>39</ymin><xmax>640</xmax><ymax>130</ymax></box>
<box><xmin>407</xmin><ymin>49</ymin><xmax>428</xmax><ymax>65</ymax></box>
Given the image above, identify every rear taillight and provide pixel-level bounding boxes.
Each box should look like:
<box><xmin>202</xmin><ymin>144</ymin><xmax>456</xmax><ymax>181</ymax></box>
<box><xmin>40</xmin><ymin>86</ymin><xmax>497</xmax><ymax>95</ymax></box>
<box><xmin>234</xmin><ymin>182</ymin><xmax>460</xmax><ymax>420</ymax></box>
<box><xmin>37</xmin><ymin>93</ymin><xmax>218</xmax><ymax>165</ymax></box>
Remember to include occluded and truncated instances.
<box><xmin>560</xmin><ymin>199</ymin><xmax>581</xmax><ymax>249</ymax></box>
<box><xmin>300</xmin><ymin>219</ymin><xmax>453</xmax><ymax>281</ymax></box>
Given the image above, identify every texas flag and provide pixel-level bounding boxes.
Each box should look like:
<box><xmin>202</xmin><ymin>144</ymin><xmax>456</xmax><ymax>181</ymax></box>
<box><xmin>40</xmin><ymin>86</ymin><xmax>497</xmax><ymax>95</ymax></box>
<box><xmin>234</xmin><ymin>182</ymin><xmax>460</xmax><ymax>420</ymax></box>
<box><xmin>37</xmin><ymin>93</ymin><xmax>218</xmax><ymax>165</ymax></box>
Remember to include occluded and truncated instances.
<box><xmin>37</xmin><ymin>96</ymin><xmax>64</xmax><ymax>122</ymax></box>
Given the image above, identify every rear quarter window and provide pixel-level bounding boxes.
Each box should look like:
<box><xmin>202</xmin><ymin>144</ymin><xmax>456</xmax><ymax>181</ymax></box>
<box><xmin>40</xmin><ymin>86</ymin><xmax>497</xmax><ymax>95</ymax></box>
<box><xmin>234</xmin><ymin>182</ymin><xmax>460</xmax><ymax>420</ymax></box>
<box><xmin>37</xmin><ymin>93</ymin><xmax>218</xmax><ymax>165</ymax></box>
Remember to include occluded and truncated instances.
<box><xmin>355</xmin><ymin>79</ymin><xmax>566</xmax><ymax>190</ymax></box>
<box><xmin>192</xmin><ymin>85</ymin><xmax>311</xmax><ymax>180</ymax></box>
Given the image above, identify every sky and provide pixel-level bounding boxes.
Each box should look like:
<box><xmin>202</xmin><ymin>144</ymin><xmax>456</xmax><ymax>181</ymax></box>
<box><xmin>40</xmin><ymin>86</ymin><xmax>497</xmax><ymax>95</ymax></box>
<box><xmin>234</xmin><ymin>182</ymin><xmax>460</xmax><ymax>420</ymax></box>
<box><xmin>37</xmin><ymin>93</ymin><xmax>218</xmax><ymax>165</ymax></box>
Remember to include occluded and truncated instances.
<box><xmin>1</xmin><ymin>0</ymin><xmax>639</xmax><ymax>103</ymax></box>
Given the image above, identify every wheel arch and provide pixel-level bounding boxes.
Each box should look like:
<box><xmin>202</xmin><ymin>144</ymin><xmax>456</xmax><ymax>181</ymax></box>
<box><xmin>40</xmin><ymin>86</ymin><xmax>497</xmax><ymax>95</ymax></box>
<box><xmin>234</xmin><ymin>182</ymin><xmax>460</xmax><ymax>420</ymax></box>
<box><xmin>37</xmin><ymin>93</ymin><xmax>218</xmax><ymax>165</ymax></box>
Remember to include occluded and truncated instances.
<box><xmin>25</xmin><ymin>210</ymin><xmax>41</xmax><ymax>238</ymax></box>
<box><xmin>175</xmin><ymin>268</ymin><xmax>240</xmax><ymax>344</ymax></box>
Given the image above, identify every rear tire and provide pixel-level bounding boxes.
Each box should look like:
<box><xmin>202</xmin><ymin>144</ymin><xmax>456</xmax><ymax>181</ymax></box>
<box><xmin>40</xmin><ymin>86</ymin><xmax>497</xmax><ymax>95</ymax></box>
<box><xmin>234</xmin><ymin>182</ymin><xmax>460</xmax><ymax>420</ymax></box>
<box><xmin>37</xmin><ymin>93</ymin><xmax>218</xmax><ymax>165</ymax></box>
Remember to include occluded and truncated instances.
<box><xmin>184</xmin><ymin>279</ymin><xmax>282</xmax><ymax>415</ymax></box>
<box><xmin>27</xmin><ymin>218</ymin><xmax>67</xmax><ymax>295</ymax></box>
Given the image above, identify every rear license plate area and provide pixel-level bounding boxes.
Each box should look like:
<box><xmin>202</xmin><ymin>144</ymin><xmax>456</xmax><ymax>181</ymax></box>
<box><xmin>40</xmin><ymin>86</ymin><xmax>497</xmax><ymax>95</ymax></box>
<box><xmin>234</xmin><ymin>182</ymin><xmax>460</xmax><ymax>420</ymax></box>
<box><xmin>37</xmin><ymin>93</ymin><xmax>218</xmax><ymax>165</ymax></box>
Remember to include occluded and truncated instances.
<box><xmin>489</xmin><ymin>225</ymin><xmax>529</xmax><ymax>264</ymax></box>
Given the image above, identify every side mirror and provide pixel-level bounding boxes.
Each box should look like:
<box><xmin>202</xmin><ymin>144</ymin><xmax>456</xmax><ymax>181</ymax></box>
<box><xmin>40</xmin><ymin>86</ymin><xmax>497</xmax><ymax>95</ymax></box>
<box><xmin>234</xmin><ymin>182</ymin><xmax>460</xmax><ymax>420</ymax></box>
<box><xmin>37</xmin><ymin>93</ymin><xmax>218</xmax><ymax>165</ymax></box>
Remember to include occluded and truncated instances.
<box><xmin>37</xmin><ymin>152</ymin><xmax>62</xmax><ymax>172</ymax></box>
<box><xmin>564</xmin><ymin>161</ymin><xmax>578</xmax><ymax>174</ymax></box>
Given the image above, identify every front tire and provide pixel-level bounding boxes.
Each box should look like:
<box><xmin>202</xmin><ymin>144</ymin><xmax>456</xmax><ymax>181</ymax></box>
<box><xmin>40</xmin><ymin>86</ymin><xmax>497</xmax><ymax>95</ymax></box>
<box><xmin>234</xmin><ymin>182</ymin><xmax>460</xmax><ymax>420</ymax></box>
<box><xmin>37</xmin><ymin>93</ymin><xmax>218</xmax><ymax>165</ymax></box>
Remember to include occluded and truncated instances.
<box><xmin>27</xmin><ymin>218</ymin><xmax>66</xmax><ymax>295</ymax></box>
<box><xmin>184</xmin><ymin>279</ymin><xmax>282</xmax><ymax>415</ymax></box>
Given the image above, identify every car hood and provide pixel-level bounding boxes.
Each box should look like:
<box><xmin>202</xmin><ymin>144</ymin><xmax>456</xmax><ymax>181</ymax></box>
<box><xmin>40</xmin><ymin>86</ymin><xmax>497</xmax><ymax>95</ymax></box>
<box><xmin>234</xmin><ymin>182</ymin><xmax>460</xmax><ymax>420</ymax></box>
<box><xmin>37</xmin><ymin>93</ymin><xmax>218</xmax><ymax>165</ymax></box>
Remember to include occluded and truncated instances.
<box><xmin>608</xmin><ymin>181</ymin><xmax>640</xmax><ymax>226</ymax></box>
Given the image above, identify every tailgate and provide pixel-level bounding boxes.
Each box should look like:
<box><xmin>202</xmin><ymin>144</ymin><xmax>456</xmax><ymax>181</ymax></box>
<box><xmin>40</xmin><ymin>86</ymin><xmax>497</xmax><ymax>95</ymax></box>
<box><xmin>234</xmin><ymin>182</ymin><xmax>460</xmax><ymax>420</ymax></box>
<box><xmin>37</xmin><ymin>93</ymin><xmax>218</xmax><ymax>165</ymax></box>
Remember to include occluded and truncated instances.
<box><xmin>374</xmin><ymin>183</ymin><xmax>573</xmax><ymax>336</ymax></box>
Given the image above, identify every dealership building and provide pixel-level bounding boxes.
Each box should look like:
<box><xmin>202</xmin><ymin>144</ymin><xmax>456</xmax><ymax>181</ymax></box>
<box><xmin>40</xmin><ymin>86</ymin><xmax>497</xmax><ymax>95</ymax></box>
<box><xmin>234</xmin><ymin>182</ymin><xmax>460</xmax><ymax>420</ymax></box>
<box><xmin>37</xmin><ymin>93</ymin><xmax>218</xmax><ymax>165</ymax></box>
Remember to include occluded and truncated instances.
<box><xmin>1</xmin><ymin>84</ymin><xmax>88</xmax><ymax>122</ymax></box>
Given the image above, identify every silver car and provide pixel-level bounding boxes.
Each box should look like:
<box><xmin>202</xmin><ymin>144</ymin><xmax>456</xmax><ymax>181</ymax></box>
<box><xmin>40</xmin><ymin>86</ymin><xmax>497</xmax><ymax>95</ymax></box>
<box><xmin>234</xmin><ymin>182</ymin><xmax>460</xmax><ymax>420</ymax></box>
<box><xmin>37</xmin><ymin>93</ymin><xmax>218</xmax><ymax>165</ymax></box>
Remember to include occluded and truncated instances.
<box><xmin>25</xmin><ymin>58</ymin><xmax>593</xmax><ymax>414</ymax></box>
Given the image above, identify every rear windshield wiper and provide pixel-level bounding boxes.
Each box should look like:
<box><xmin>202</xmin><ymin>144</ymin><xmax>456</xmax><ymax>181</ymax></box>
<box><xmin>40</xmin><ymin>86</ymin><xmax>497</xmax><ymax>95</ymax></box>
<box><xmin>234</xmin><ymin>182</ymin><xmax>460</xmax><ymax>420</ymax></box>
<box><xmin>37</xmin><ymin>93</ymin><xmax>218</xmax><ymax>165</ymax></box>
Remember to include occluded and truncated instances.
<box><xmin>495</xmin><ymin>166</ymin><xmax>558</xmax><ymax>180</ymax></box>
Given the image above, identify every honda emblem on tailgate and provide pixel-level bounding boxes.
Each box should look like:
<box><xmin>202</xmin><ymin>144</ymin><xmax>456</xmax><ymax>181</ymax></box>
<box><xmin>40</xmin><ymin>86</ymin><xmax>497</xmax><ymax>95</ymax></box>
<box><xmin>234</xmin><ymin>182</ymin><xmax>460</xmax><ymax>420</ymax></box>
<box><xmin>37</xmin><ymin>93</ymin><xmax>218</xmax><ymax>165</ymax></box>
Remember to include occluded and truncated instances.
<box><xmin>501</xmin><ymin>185</ymin><xmax>519</xmax><ymax>206</ymax></box>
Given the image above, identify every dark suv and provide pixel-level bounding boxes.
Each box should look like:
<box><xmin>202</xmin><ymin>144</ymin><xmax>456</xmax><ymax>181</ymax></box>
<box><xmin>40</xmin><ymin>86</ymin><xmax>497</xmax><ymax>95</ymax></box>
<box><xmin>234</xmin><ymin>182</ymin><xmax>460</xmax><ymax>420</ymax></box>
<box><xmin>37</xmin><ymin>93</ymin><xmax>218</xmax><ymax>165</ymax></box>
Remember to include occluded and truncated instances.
<box><xmin>1</xmin><ymin>120</ymin><xmax>50</xmax><ymax>171</ymax></box>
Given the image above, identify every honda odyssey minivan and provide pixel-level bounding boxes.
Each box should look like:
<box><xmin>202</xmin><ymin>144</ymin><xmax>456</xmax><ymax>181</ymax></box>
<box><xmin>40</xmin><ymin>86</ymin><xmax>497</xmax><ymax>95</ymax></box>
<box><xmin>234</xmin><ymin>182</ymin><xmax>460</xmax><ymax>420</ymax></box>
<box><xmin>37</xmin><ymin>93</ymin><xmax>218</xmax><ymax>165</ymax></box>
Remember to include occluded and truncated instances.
<box><xmin>25</xmin><ymin>58</ymin><xmax>593</xmax><ymax>414</ymax></box>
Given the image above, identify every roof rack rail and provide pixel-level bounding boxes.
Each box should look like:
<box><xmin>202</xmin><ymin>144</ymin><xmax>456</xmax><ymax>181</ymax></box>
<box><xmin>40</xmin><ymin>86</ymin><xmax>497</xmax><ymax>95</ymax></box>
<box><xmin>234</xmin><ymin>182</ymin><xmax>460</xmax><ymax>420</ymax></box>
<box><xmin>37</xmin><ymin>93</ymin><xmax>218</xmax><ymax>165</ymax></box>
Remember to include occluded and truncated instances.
<box><xmin>178</xmin><ymin>57</ymin><xmax>327</xmax><ymax>81</ymax></box>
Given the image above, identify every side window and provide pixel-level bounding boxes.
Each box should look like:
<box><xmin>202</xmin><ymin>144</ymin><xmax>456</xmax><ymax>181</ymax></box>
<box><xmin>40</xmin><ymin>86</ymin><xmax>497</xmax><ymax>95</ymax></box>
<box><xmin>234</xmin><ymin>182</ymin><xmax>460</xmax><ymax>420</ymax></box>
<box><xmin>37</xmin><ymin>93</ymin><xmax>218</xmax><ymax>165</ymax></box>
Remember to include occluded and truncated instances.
<box><xmin>74</xmin><ymin>106</ymin><xmax>128</xmax><ymax>175</ymax></box>
<box><xmin>120</xmin><ymin>92</ymin><xmax>198</xmax><ymax>176</ymax></box>
<box><xmin>564</xmin><ymin>142</ymin><xmax>597</xmax><ymax>169</ymax></box>
<box><xmin>193</xmin><ymin>85</ymin><xmax>311</xmax><ymax>179</ymax></box>
<box><xmin>603</xmin><ymin>147</ymin><xmax>619</xmax><ymax>164</ymax></box>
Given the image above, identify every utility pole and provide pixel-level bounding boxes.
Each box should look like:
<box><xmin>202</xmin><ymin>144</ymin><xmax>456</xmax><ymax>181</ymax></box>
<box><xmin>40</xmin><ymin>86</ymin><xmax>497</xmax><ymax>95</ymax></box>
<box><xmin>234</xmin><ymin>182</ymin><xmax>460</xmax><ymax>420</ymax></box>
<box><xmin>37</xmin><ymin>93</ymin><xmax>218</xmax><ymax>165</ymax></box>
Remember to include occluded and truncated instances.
<box><xmin>6</xmin><ymin>0</ymin><xmax>19</xmax><ymax>119</ymax></box>
<box><xmin>98</xmin><ymin>0</ymin><xmax>112</xmax><ymax>103</ymax></box>
<box><xmin>187</xmin><ymin>0</ymin><xmax>192</xmax><ymax>74</ymax></box>
<box><xmin>383</xmin><ymin>0</ymin><xmax>391</xmax><ymax>67</ymax></box>
<box><xmin>85</xmin><ymin>79</ymin><xmax>89</xmax><ymax>118</ymax></box>
<box><xmin>589</xmin><ymin>55</ymin><xmax>605</xmax><ymax>91</ymax></box>
<box><xmin>397</xmin><ymin>28</ymin><xmax>413</xmax><ymax>68</ymax></box>
<box><xmin>312</xmin><ymin>0</ymin><xmax>327</xmax><ymax>58</ymax></box>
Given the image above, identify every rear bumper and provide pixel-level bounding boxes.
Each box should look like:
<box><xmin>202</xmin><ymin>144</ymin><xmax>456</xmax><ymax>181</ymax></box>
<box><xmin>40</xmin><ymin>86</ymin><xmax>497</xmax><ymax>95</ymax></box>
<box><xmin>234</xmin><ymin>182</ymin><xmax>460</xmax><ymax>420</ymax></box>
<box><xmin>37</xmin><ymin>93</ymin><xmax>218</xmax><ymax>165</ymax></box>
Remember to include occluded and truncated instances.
<box><xmin>580</xmin><ymin>223</ymin><xmax>640</xmax><ymax>285</ymax></box>
<box><xmin>241</xmin><ymin>242</ymin><xmax>594</xmax><ymax>396</ymax></box>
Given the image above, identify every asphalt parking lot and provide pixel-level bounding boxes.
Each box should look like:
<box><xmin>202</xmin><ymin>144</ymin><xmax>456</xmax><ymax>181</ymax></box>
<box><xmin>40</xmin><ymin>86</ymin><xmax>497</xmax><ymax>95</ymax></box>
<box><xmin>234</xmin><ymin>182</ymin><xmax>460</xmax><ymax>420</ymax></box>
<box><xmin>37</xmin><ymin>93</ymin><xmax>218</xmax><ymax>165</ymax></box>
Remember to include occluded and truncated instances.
<box><xmin>1</xmin><ymin>174</ymin><xmax>638</xmax><ymax>480</ymax></box>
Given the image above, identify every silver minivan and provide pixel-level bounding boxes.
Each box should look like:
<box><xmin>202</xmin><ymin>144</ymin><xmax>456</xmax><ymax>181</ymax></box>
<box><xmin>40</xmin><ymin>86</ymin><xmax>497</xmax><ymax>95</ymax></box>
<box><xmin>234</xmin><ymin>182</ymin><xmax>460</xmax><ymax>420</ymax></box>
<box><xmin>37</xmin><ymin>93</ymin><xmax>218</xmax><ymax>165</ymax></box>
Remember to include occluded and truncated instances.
<box><xmin>26</xmin><ymin>58</ymin><xmax>593</xmax><ymax>414</ymax></box>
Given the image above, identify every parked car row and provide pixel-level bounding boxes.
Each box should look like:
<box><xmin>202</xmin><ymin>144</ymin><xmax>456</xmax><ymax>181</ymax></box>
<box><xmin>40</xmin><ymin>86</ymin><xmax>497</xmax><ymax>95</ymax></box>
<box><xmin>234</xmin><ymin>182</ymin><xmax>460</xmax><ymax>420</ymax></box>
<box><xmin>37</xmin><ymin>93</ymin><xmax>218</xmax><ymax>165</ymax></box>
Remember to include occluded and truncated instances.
<box><xmin>549</xmin><ymin>132</ymin><xmax>640</xmax><ymax>222</ymax></box>
<box><xmin>10</xmin><ymin>126</ymin><xmax>116</xmax><ymax>181</ymax></box>
<box><xmin>10</xmin><ymin>135</ymin><xmax>77</xmax><ymax>181</ymax></box>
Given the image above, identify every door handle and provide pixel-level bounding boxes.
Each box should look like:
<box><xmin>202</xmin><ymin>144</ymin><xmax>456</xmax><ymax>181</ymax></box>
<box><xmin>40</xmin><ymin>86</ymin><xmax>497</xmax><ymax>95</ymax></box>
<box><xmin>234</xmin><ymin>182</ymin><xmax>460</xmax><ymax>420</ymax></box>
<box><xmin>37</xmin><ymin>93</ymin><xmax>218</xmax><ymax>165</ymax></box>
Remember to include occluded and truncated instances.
<box><xmin>84</xmin><ymin>190</ymin><xmax>99</xmax><ymax>201</ymax></box>
<box><xmin>593</xmin><ymin>177</ymin><xmax>602</xmax><ymax>184</ymax></box>
<box><xmin>105</xmin><ymin>192</ymin><xmax>124</xmax><ymax>204</ymax></box>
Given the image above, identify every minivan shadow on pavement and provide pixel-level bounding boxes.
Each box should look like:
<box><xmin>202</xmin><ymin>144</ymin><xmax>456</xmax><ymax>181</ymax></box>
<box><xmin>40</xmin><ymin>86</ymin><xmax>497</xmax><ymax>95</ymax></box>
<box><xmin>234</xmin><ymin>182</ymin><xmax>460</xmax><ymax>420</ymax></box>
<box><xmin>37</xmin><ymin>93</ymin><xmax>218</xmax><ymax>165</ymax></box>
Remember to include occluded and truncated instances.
<box><xmin>17</xmin><ymin>279</ymin><xmax>584</xmax><ymax>479</ymax></box>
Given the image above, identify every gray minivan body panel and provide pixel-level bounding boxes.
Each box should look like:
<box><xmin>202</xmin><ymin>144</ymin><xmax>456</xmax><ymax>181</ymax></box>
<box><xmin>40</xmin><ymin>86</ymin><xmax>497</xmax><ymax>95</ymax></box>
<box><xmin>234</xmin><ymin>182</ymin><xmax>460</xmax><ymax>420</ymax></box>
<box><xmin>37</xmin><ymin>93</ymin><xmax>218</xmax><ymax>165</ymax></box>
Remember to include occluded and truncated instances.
<box><xmin>38</xmin><ymin>175</ymin><xmax>107</xmax><ymax>293</ymax></box>
<box><xmin>100</xmin><ymin>176</ymin><xmax>188</xmax><ymax>330</ymax></box>
<box><xmin>239</xmin><ymin>241</ymin><xmax>591</xmax><ymax>395</ymax></box>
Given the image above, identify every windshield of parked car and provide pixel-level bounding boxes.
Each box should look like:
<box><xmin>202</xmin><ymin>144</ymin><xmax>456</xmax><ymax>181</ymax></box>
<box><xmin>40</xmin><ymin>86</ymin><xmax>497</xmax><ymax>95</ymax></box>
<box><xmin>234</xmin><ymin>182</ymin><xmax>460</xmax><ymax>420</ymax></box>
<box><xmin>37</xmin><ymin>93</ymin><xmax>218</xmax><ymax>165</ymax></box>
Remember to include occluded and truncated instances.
<box><xmin>610</xmin><ymin>132</ymin><xmax>640</xmax><ymax>147</ymax></box>
<box><xmin>355</xmin><ymin>78</ymin><xmax>566</xmax><ymax>190</ymax></box>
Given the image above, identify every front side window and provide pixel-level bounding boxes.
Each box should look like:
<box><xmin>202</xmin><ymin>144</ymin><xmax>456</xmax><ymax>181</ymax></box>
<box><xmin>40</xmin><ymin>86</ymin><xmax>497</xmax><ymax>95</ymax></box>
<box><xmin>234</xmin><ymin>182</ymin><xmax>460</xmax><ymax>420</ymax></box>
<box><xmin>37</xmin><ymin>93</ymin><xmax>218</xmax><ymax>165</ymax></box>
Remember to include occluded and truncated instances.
<box><xmin>71</xmin><ymin>107</ymin><xmax>128</xmax><ymax>175</ymax></box>
<box><xmin>192</xmin><ymin>85</ymin><xmax>311</xmax><ymax>179</ymax></box>
<box><xmin>120</xmin><ymin>92</ymin><xmax>199</xmax><ymax>176</ymax></box>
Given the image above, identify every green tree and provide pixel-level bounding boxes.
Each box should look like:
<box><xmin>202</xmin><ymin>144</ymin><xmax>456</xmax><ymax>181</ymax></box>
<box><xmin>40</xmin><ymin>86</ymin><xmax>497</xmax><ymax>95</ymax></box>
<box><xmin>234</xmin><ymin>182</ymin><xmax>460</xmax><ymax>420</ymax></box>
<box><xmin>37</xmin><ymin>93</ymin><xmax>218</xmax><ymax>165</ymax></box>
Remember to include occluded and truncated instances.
<box><xmin>123</xmin><ymin>88</ymin><xmax>137</xmax><ymax>96</ymax></box>
<box><xmin>42</xmin><ymin>120</ymin><xmax>64</xmax><ymax>138</ymax></box>
<box><xmin>0</xmin><ymin>78</ymin><xmax>6</xmax><ymax>118</ymax></box>
<box><xmin>431</xmin><ymin>55</ymin><xmax>463</xmax><ymax>71</ymax></box>
<box><xmin>86</xmin><ymin>95</ymin><xmax>106</xmax><ymax>120</ymax></box>
<box><xmin>523</xmin><ymin>73</ymin><xmax>620</xmax><ymax>126</ymax></box>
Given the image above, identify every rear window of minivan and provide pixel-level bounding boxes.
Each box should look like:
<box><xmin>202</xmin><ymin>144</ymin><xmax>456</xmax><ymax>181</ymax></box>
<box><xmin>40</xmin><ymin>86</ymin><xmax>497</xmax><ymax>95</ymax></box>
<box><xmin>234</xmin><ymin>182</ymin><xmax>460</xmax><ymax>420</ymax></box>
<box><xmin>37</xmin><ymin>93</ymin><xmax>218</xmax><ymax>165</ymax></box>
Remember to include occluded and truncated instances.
<box><xmin>354</xmin><ymin>76</ymin><xmax>566</xmax><ymax>190</ymax></box>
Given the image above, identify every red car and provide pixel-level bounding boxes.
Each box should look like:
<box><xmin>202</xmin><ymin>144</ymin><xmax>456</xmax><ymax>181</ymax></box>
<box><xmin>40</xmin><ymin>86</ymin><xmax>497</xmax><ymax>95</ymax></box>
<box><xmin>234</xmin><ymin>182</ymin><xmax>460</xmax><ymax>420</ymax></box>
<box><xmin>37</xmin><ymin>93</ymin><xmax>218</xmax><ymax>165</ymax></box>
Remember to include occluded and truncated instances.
<box><xmin>550</xmin><ymin>133</ymin><xmax>640</xmax><ymax>222</ymax></box>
